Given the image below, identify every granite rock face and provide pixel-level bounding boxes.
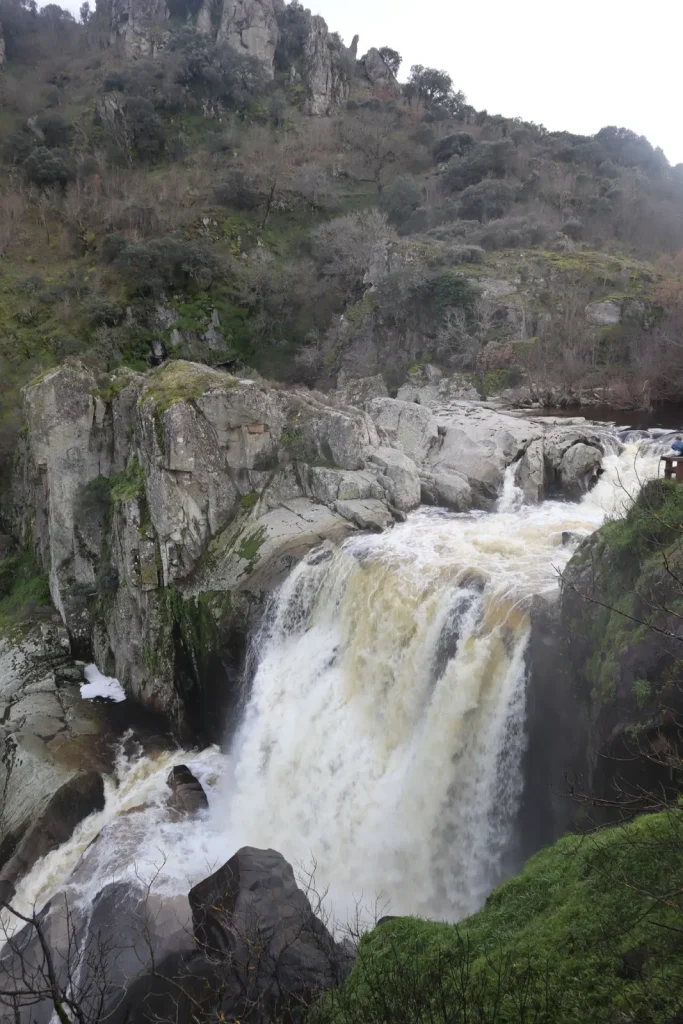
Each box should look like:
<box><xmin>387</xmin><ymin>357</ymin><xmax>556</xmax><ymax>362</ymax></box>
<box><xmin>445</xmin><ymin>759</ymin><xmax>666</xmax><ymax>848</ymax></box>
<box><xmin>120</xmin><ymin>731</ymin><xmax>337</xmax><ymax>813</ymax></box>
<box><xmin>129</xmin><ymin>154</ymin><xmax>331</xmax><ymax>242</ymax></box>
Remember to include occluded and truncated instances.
<box><xmin>216</xmin><ymin>0</ymin><xmax>282</xmax><ymax>73</ymax></box>
<box><xmin>13</xmin><ymin>361</ymin><xmax>417</xmax><ymax>736</ymax></box>
<box><xmin>107</xmin><ymin>0</ymin><xmax>170</xmax><ymax>56</ymax></box>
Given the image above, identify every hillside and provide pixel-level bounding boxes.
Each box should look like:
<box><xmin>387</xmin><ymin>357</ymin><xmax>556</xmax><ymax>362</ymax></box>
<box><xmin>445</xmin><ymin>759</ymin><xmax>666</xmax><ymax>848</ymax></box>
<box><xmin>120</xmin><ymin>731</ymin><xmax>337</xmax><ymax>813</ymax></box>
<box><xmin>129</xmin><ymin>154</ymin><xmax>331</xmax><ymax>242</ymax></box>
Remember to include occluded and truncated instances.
<box><xmin>1</xmin><ymin>0</ymin><xmax>683</xmax><ymax>504</ymax></box>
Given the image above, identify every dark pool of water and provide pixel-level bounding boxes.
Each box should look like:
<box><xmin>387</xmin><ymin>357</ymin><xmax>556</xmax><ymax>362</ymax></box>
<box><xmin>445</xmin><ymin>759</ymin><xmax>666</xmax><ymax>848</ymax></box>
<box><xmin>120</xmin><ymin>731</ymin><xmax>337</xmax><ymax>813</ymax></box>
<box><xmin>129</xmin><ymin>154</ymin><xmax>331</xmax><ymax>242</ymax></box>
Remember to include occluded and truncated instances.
<box><xmin>533</xmin><ymin>404</ymin><xmax>683</xmax><ymax>431</ymax></box>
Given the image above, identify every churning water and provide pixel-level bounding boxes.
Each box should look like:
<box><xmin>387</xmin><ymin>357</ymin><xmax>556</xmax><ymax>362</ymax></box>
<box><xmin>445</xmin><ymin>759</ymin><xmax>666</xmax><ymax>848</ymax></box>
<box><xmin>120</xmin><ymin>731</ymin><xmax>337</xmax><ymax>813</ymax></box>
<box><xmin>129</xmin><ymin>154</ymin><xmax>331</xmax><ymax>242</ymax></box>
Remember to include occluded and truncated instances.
<box><xmin>4</xmin><ymin>438</ymin><xmax>664</xmax><ymax>933</ymax></box>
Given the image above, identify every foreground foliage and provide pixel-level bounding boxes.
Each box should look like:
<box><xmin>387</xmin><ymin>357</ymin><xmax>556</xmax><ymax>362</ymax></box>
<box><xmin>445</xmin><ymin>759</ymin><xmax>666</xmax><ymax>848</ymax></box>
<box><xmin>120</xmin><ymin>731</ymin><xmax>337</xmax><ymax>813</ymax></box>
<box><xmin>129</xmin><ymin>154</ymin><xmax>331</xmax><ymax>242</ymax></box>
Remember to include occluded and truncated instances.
<box><xmin>315</xmin><ymin>811</ymin><xmax>683</xmax><ymax>1023</ymax></box>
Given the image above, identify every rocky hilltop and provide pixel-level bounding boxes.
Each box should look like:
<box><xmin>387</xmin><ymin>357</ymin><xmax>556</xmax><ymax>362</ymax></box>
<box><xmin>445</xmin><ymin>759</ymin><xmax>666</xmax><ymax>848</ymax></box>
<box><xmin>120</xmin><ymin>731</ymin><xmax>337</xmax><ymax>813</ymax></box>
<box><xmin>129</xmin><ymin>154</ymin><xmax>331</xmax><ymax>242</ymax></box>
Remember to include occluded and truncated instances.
<box><xmin>100</xmin><ymin>0</ymin><xmax>377</xmax><ymax>113</ymax></box>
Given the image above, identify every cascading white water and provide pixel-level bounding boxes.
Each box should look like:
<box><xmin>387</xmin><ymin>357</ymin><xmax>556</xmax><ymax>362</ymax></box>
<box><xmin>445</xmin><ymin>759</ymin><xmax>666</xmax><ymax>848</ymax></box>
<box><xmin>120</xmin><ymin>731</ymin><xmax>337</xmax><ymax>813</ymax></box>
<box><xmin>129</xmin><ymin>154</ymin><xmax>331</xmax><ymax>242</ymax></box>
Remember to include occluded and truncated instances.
<box><xmin>3</xmin><ymin>438</ymin><xmax>664</xmax><ymax>935</ymax></box>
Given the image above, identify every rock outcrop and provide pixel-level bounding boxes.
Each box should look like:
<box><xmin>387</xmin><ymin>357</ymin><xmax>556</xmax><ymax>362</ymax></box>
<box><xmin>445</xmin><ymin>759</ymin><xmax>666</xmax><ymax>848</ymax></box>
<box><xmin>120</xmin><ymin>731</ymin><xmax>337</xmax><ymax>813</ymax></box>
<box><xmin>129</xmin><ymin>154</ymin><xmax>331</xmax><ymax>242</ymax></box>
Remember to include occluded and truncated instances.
<box><xmin>103</xmin><ymin>0</ymin><xmax>351</xmax><ymax>113</ymax></box>
<box><xmin>0</xmin><ymin>772</ymin><xmax>104</xmax><ymax>905</ymax></box>
<box><xmin>0</xmin><ymin>618</ymin><xmax>172</xmax><ymax>894</ymax></box>
<box><xmin>14</xmin><ymin>360</ymin><xmax>419</xmax><ymax>738</ymax></box>
<box><xmin>107</xmin><ymin>0</ymin><xmax>170</xmax><ymax>57</ymax></box>
<box><xmin>13</xmin><ymin>359</ymin><xmax>617</xmax><ymax>741</ymax></box>
<box><xmin>302</xmin><ymin>15</ymin><xmax>351</xmax><ymax>114</ymax></box>
<box><xmin>359</xmin><ymin>47</ymin><xmax>398</xmax><ymax>93</ymax></box>
<box><xmin>0</xmin><ymin>21</ymin><xmax>5</xmax><ymax>65</ymax></box>
<box><xmin>517</xmin><ymin>425</ymin><xmax>614</xmax><ymax>503</ymax></box>
<box><xmin>3</xmin><ymin>847</ymin><xmax>349</xmax><ymax>1024</ymax></box>
<box><xmin>216</xmin><ymin>0</ymin><xmax>282</xmax><ymax>73</ymax></box>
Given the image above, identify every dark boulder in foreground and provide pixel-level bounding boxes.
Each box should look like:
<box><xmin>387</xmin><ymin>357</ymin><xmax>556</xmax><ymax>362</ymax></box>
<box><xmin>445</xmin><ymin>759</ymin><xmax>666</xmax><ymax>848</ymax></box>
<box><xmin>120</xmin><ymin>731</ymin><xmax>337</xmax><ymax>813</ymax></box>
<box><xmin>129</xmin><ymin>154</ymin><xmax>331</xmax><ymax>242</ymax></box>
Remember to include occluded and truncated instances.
<box><xmin>110</xmin><ymin>847</ymin><xmax>352</xmax><ymax>1024</ymax></box>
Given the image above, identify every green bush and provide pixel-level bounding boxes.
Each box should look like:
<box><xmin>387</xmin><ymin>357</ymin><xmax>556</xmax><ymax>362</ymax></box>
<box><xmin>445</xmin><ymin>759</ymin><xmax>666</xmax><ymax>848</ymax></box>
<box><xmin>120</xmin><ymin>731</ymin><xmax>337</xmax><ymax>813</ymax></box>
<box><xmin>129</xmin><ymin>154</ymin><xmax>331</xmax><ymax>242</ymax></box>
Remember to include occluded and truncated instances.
<box><xmin>457</xmin><ymin>179</ymin><xmax>518</xmax><ymax>222</ymax></box>
<box><xmin>23</xmin><ymin>146</ymin><xmax>73</xmax><ymax>187</ymax></box>
<box><xmin>446</xmin><ymin>138</ymin><xmax>516</xmax><ymax>191</ymax></box>
<box><xmin>432</xmin><ymin>131</ymin><xmax>475</xmax><ymax>164</ymax></box>
<box><xmin>113</xmin><ymin>235</ymin><xmax>222</xmax><ymax>297</ymax></box>
<box><xmin>314</xmin><ymin>810</ymin><xmax>683</xmax><ymax>1024</ymax></box>
<box><xmin>431</xmin><ymin>269</ymin><xmax>479</xmax><ymax>311</ymax></box>
<box><xmin>602</xmin><ymin>478</ymin><xmax>683</xmax><ymax>559</ymax></box>
<box><xmin>379</xmin><ymin>175</ymin><xmax>422</xmax><ymax>226</ymax></box>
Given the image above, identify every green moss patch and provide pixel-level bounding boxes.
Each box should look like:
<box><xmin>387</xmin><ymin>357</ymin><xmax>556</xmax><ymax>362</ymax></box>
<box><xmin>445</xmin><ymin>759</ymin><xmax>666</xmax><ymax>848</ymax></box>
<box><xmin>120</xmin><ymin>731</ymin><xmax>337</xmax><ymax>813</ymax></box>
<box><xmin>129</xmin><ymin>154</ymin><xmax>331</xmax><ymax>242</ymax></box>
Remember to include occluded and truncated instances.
<box><xmin>139</xmin><ymin>359</ymin><xmax>238</xmax><ymax>413</ymax></box>
<box><xmin>110</xmin><ymin>457</ymin><xmax>146</xmax><ymax>507</ymax></box>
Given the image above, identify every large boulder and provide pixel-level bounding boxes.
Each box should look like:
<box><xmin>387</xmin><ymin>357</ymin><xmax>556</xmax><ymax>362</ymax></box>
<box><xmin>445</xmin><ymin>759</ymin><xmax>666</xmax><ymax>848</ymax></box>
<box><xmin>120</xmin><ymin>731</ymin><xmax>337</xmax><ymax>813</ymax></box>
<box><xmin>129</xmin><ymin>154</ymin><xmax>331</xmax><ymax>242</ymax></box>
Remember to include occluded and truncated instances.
<box><xmin>559</xmin><ymin>443</ymin><xmax>603</xmax><ymax>499</ymax></box>
<box><xmin>103</xmin><ymin>848</ymin><xmax>350</xmax><ymax>1024</ymax></box>
<box><xmin>366</xmin><ymin>448</ymin><xmax>421</xmax><ymax>511</ymax></box>
<box><xmin>424</xmin><ymin>404</ymin><xmax>542</xmax><ymax>502</ymax></box>
<box><xmin>188</xmin><ymin>847</ymin><xmax>348</xmax><ymax>1011</ymax></box>
<box><xmin>0</xmin><ymin>772</ymin><xmax>104</xmax><ymax>905</ymax></box>
<box><xmin>366</xmin><ymin>397</ymin><xmax>439</xmax><ymax>463</ymax></box>
<box><xmin>166</xmin><ymin>765</ymin><xmax>208</xmax><ymax>817</ymax></box>
<box><xmin>517</xmin><ymin>437</ymin><xmax>546</xmax><ymax>504</ymax></box>
<box><xmin>360</xmin><ymin>48</ymin><xmax>398</xmax><ymax>92</ymax></box>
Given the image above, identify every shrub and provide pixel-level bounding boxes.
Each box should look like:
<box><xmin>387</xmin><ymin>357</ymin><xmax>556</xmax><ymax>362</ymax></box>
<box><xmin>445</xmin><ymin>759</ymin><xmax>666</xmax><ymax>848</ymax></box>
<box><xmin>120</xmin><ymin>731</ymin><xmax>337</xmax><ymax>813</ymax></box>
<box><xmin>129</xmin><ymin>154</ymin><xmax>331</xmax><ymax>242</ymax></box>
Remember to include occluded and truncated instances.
<box><xmin>23</xmin><ymin>146</ymin><xmax>73</xmax><ymax>187</ymax></box>
<box><xmin>443</xmin><ymin>244</ymin><xmax>486</xmax><ymax>265</ymax></box>
<box><xmin>84</xmin><ymin>297</ymin><xmax>125</xmax><ymax>327</ymax></box>
<box><xmin>377</xmin><ymin>46</ymin><xmax>401</xmax><ymax>75</ymax></box>
<box><xmin>432</xmin><ymin>132</ymin><xmax>475</xmax><ymax>164</ymax></box>
<box><xmin>431</xmin><ymin>269</ymin><xmax>479</xmax><ymax>311</ymax></box>
<box><xmin>561</xmin><ymin>217</ymin><xmax>584</xmax><ymax>240</ymax></box>
<box><xmin>274</xmin><ymin>0</ymin><xmax>311</xmax><ymax>73</ymax></box>
<box><xmin>474</xmin><ymin>215</ymin><xmax>551</xmax><ymax>249</ymax></box>
<box><xmin>457</xmin><ymin>180</ymin><xmax>518</xmax><ymax>222</ymax></box>
<box><xmin>169</xmin><ymin>28</ymin><xmax>269</xmax><ymax>110</ymax></box>
<box><xmin>380</xmin><ymin>175</ymin><xmax>422</xmax><ymax>226</ymax></box>
<box><xmin>311</xmin><ymin>210</ymin><xmax>397</xmax><ymax>292</ymax></box>
<box><xmin>36</xmin><ymin>111</ymin><xmax>72</xmax><ymax>148</ymax></box>
<box><xmin>214</xmin><ymin>168</ymin><xmax>261</xmax><ymax>210</ymax></box>
<box><xmin>113</xmin><ymin>235</ymin><xmax>222</xmax><ymax>296</ymax></box>
<box><xmin>125</xmin><ymin>96</ymin><xmax>166</xmax><ymax>160</ymax></box>
<box><xmin>445</xmin><ymin>138</ymin><xmax>516</xmax><ymax>191</ymax></box>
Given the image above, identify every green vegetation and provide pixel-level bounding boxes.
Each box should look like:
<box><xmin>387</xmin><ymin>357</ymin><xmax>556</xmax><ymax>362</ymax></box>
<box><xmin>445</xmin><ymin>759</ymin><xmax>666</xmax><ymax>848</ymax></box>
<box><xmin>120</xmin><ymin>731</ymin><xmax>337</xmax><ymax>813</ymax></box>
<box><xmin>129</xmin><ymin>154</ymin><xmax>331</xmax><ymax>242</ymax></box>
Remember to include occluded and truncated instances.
<box><xmin>315</xmin><ymin>810</ymin><xmax>683</xmax><ymax>1024</ymax></box>
<box><xmin>140</xmin><ymin>360</ymin><xmax>236</xmax><ymax>414</ymax></box>
<box><xmin>110</xmin><ymin>457</ymin><xmax>146</xmax><ymax>507</ymax></box>
<box><xmin>602</xmin><ymin>478</ymin><xmax>683</xmax><ymax>561</ymax></box>
<box><xmin>240</xmin><ymin>491</ymin><xmax>260</xmax><ymax>513</ymax></box>
<box><xmin>0</xmin><ymin>548</ymin><xmax>51</xmax><ymax>624</ymax></box>
<box><xmin>235</xmin><ymin>525</ymin><xmax>266</xmax><ymax>563</ymax></box>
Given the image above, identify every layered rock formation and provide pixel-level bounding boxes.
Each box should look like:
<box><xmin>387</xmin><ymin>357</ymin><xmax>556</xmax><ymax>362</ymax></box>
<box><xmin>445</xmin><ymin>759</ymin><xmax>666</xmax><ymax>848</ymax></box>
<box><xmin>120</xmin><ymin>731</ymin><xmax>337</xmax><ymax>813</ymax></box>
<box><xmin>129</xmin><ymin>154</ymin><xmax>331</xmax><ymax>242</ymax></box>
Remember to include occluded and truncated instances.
<box><xmin>301</xmin><ymin>14</ymin><xmax>351</xmax><ymax>115</ymax></box>
<box><xmin>14</xmin><ymin>359</ymin><xmax>614</xmax><ymax>744</ymax></box>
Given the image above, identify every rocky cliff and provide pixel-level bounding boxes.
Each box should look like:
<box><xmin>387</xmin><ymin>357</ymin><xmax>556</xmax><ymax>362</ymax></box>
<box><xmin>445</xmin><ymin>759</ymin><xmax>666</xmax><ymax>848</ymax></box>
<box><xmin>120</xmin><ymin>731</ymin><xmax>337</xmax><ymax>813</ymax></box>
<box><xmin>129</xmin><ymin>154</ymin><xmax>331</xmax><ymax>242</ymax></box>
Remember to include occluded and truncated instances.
<box><xmin>103</xmin><ymin>0</ymin><xmax>353</xmax><ymax>113</ymax></box>
<box><xmin>13</xmin><ymin>360</ymin><xmax>610</xmax><ymax>742</ymax></box>
<box><xmin>521</xmin><ymin>477</ymin><xmax>683</xmax><ymax>848</ymax></box>
<box><xmin>13</xmin><ymin>360</ymin><xmax>420</xmax><ymax>739</ymax></box>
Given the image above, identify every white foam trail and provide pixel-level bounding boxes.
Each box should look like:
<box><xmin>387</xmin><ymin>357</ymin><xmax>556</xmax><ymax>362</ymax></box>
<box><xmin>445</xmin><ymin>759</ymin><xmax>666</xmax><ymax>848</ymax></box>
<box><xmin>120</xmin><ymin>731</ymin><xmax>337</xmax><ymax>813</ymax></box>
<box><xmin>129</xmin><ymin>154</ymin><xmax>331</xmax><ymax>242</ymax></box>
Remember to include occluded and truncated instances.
<box><xmin>5</xmin><ymin>440</ymin><xmax>661</xmax><ymax>932</ymax></box>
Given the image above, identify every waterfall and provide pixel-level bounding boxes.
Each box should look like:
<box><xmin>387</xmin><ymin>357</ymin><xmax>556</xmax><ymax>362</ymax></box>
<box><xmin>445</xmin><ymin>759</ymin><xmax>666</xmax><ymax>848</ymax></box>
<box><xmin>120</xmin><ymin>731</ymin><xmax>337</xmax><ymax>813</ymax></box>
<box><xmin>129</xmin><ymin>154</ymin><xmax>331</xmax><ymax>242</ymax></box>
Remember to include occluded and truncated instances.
<box><xmin>4</xmin><ymin>439</ymin><xmax>662</xmax><ymax>932</ymax></box>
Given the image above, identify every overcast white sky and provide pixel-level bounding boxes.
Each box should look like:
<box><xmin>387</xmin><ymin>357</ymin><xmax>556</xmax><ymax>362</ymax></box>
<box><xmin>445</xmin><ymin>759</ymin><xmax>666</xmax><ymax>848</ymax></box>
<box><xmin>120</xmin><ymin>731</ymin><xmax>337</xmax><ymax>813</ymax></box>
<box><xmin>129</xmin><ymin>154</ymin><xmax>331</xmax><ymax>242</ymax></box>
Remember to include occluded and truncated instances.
<box><xmin>48</xmin><ymin>0</ymin><xmax>683</xmax><ymax>165</ymax></box>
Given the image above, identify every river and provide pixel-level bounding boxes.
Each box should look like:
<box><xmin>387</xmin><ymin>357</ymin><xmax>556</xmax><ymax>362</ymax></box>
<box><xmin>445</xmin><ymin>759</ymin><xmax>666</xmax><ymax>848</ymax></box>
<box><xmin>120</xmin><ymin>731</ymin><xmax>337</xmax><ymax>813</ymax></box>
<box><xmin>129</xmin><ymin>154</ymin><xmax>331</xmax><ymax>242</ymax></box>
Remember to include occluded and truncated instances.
<box><xmin>2</xmin><ymin>435</ymin><xmax>666</xmax><ymax>936</ymax></box>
